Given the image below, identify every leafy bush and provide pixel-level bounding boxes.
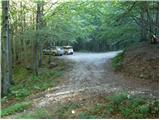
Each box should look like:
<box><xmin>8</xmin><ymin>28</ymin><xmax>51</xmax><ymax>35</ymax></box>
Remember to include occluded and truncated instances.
<box><xmin>1</xmin><ymin>101</ymin><xmax>32</xmax><ymax>117</ymax></box>
<box><xmin>11</xmin><ymin>88</ymin><xmax>30</xmax><ymax>100</ymax></box>
<box><xmin>108</xmin><ymin>93</ymin><xmax>127</xmax><ymax>105</ymax></box>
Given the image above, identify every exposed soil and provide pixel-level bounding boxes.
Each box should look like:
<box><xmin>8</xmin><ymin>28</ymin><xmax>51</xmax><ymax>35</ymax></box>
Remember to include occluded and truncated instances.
<box><xmin>4</xmin><ymin>51</ymin><xmax>159</xmax><ymax>118</ymax></box>
<box><xmin>121</xmin><ymin>42</ymin><xmax>159</xmax><ymax>81</ymax></box>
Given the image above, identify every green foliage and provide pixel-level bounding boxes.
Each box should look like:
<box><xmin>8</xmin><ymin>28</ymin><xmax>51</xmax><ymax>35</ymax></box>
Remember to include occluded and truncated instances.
<box><xmin>7</xmin><ymin>66</ymin><xmax>63</xmax><ymax>101</ymax></box>
<box><xmin>11</xmin><ymin>88</ymin><xmax>30</xmax><ymax>100</ymax></box>
<box><xmin>108</xmin><ymin>93</ymin><xmax>127</xmax><ymax>105</ymax></box>
<box><xmin>104</xmin><ymin>93</ymin><xmax>159</xmax><ymax>118</ymax></box>
<box><xmin>66</xmin><ymin>93</ymin><xmax>158</xmax><ymax>119</ymax></box>
<box><xmin>1</xmin><ymin>101</ymin><xmax>32</xmax><ymax>117</ymax></box>
<box><xmin>13</xmin><ymin>67</ymin><xmax>30</xmax><ymax>82</ymax></box>
<box><xmin>79</xmin><ymin>112</ymin><xmax>97</xmax><ymax>119</ymax></box>
<box><xmin>1</xmin><ymin>57</ymin><xmax>66</xmax><ymax>117</ymax></box>
<box><xmin>55</xmin><ymin>102</ymin><xmax>80</xmax><ymax>118</ymax></box>
<box><xmin>112</xmin><ymin>52</ymin><xmax>124</xmax><ymax>71</ymax></box>
<box><xmin>16</xmin><ymin>108</ymin><xmax>51</xmax><ymax>119</ymax></box>
<box><xmin>11</xmin><ymin>93</ymin><xmax>158</xmax><ymax>119</ymax></box>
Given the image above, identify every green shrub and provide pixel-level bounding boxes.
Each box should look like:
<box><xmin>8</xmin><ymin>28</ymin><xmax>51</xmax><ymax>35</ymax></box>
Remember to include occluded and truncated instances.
<box><xmin>1</xmin><ymin>101</ymin><xmax>32</xmax><ymax>117</ymax></box>
<box><xmin>138</xmin><ymin>104</ymin><xmax>150</xmax><ymax>116</ymax></box>
<box><xmin>120</xmin><ymin>107</ymin><xmax>133</xmax><ymax>118</ymax></box>
<box><xmin>31</xmin><ymin>75</ymin><xmax>40</xmax><ymax>81</ymax></box>
<box><xmin>11</xmin><ymin>89</ymin><xmax>30</xmax><ymax>100</ymax></box>
<box><xmin>107</xmin><ymin>93</ymin><xmax>127</xmax><ymax>105</ymax></box>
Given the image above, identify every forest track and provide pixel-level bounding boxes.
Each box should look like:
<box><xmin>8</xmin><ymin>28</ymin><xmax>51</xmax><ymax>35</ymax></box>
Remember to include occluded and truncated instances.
<box><xmin>32</xmin><ymin>51</ymin><xmax>158</xmax><ymax>108</ymax></box>
<box><xmin>5</xmin><ymin>51</ymin><xmax>159</xmax><ymax>118</ymax></box>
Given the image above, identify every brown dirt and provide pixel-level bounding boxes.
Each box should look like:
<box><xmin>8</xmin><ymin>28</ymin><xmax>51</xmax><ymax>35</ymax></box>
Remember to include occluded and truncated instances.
<box><xmin>122</xmin><ymin>42</ymin><xmax>159</xmax><ymax>81</ymax></box>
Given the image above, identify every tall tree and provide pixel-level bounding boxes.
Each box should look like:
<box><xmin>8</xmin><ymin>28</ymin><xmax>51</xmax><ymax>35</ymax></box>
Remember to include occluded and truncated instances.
<box><xmin>1</xmin><ymin>0</ymin><xmax>12</xmax><ymax>96</ymax></box>
<box><xmin>38</xmin><ymin>1</ymin><xmax>44</xmax><ymax>67</ymax></box>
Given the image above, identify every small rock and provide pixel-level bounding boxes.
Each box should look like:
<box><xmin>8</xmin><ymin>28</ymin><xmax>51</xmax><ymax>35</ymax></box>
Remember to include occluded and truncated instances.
<box><xmin>140</xmin><ymin>74</ymin><xmax>144</xmax><ymax>78</ymax></box>
<box><xmin>49</xmin><ymin>62</ymin><xmax>57</xmax><ymax>68</ymax></box>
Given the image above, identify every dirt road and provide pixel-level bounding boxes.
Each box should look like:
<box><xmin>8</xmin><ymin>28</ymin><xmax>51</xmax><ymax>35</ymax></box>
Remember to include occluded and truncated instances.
<box><xmin>33</xmin><ymin>51</ymin><xmax>158</xmax><ymax>108</ymax></box>
<box><xmin>6</xmin><ymin>51</ymin><xmax>158</xmax><ymax>118</ymax></box>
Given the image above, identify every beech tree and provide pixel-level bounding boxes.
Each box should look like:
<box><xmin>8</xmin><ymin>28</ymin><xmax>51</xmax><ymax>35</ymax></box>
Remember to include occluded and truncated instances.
<box><xmin>1</xmin><ymin>0</ymin><xmax>12</xmax><ymax>96</ymax></box>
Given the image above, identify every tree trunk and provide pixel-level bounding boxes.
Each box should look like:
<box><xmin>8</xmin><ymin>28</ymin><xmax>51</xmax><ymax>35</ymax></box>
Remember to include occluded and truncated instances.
<box><xmin>1</xmin><ymin>0</ymin><xmax>12</xmax><ymax>96</ymax></box>
<box><xmin>21</xmin><ymin>2</ymin><xmax>27</xmax><ymax>66</ymax></box>
<box><xmin>155</xmin><ymin>2</ymin><xmax>159</xmax><ymax>35</ymax></box>
<box><xmin>140</xmin><ymin>8</ymin><xmax>147</xmax><ymax>41</ymax></box>
<box><xmin>33</xmin><ymin>1</ymin><xmax>44</xmax><ymax>75</ymax></box>
<box><xmin>37</xmin><ymin>1</ymin><xmax>44</xmax><ymax>67</ymax></box>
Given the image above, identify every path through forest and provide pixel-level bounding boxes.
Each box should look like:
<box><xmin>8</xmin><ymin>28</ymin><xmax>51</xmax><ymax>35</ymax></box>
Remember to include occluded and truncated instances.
<box><xmin>32</xmin><ymin>51</ymin><xmax>158</xmax><ymax>108</ymax></box>
<box><xmin>6</xmin><ymin>51</ymin><xmax>159</xmax><ymax>118</ymax></box>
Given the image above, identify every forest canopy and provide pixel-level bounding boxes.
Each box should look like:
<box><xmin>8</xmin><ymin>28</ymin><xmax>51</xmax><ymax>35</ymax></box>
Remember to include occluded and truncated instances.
<box><xmin>7</xmin><ymin>0</ymin><xmax>159</xmax><ymax>52</ymax></box>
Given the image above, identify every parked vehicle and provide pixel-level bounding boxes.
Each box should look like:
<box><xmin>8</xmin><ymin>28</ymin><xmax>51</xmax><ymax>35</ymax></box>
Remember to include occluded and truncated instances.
<box><xmin>43</xmin><ymin>46</ymin><xmax>64</xmax><ymax>56</ymax></box>
<box><xmin>63</xmin><ymin>46</ymin><xmax>74</xmax><ymax>55</ymax></box>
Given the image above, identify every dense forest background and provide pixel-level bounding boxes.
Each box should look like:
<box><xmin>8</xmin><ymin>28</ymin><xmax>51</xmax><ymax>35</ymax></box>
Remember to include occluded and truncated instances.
<box><xmin>1</xmin><ymin>0</ymin><xmax>159</xmax><ymax>96</ymax></box>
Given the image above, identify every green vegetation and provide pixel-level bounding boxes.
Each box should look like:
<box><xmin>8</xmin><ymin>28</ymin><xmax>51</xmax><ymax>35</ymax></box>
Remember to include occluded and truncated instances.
<box><xmin>16</xmin><ymin>102</ymin><xmax>81</xmax><ymax>119</ymax></box>
<box><xmin>1</xmin><ymin>0</ymin><xmax>159</xmax><ymax>119</ymax></box>
<box><xmin>112</xmin><ymin>52</ymin><xmax>124</xmax><ymax>71</ymax></box>
<box><xmin>1</xmin><ymin>101</ymin><xmax>32</xmax><ymax>117</ymax></box>
<box><xmin>1</xmin><ymin>58</ymin><xmax>66</xmax><ymax>117</ymax></box>
<box><xmin>8</xmin><ymin>67</ymin><xmax>62</xmax><ymax>100</ymax></box>
<box><xmin>16</xmin><ymin>108</ymin><xmax>51</xmax><ymax>119</ymax></box>
<box><xmin>2</xmin><ymin>0</ymin><xmax>158</xmax><ymax>95</ymax></box>
<box><xmin>55</xmin><ymin>102</ymin><xmax>80</xmax><ymax>118</ymax></box>
<box><xmin>84</xmin><ymin>94</ymin><xmax>158</xmax><ymax>119</ymax></box>
<box><xmin>15</xmin><ymin>93</ymin><xmax>158</xmax><ymax>119</ymax></box>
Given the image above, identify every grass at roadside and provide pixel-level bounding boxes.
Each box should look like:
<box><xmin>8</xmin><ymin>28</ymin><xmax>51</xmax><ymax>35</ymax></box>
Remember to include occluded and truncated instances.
<box><xmin>16</xmin><ymin>108</ymin><xmax>51</xmax><ymax>119</ymax></box>
<box><xmin>15</xmin><ymin>93</ymin><xmax>159</xmax><ymax>119</ymax></box>
<box><xmin>1</xmin><ymin>101</ymin><xmax>32</xmax><ymax>117</ymax></box>
<box><xmin>78</xmin><ymin>93</ymin><xmax>158</xmax><ymax>119</ymax></box>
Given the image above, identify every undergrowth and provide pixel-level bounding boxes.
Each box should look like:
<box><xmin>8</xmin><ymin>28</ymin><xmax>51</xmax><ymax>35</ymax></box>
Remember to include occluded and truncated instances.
<box><xmin>112</xmin><ymin>52</ymin><xmax>124</xmax><ymax>71</ymax></box>
<box><xmin>83</xmin><ymin>93</ymin><xmax>159</xmax><ymax>119</ymax></box>
<box><xmin>1</xmin><ymin>57</ymin><xmax>66</xmax><ymax>117</ymax></box>
<box><xmin>15</xmin><ymin>93</ymin><xmax>159</xmax><ymax>119</ymax></box>
<box><xmin>16</xmin><ymin>108</ymin><xmax>51</xmax><ymax>119</ymax></box>
<box><xmin>7</xmin><ymin>68</ymin><xmax>62</xmax><ymax>100</ymax></box>
<box><xmin>1</xmin><ymin>101</ymin><xmax>32</xmax><ymax>117</ymax></box>
<box><xmin>55</xmin><ymin>102</ymin><xmax>80</xmax><ymax>118</ymax></box>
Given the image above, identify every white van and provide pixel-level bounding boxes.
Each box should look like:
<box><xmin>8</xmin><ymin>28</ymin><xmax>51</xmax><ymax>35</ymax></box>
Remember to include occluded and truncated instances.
<box><xmin>63</xmin><ymin>46</ymin><xmax>74</xmax><ymax>55</ymax></box>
